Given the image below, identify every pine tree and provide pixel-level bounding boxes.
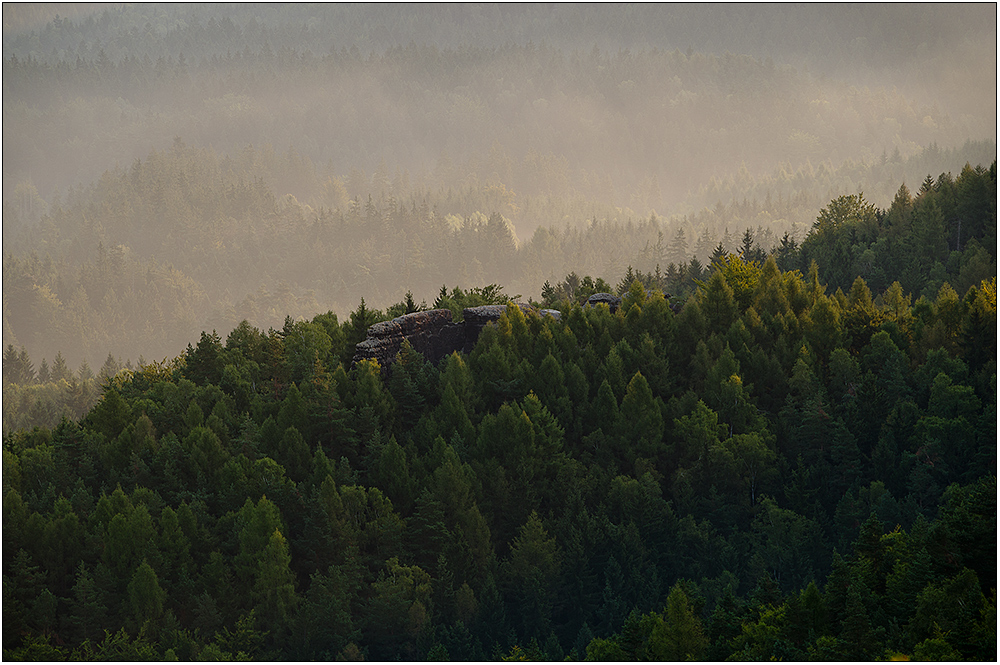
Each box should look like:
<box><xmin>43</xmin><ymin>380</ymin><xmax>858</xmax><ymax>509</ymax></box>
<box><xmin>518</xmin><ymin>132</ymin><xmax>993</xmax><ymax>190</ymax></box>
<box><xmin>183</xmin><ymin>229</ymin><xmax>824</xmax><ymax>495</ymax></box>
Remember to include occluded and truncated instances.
<box><xmin>700</xmin><ymin>270</ymin><xmax>738</xmax><ymax>334</ymax></box>
<box><xmin>37</xmin><ymin>358</ymin><xmax>51</xmax><ymax>383</ymax></box>
<box><xmin>646</xmin><ymin>583</ymin><xmax>708</xmax><ymax>660</ymax></box>
<box><xmin>278</xmin><ymin>426</ymin><xmax>312</xmax><ymax>482</ymax></box>
<box><xmin>667</xmin><ymin>227</ymin><xmax>689</xmax><ymax>266</ymax></box>
<box><xmin>253</xmin><ymin>529</ymin><xmax>299</xmax><ymax>637</ymax></box>
<box><xmin>773</xmin><ymin>232</ymin><xmax>799</xmax><ymax>271</ymax></box>
<box><xmin>502</xmin><ymin>512</ymin><xmax>562</xmax><ymax>640</ymax></box>
<box><xmin>51</xmin><ymin>351</ymin><xmax>72</xmax><ymax>382</ymax></box>
<box><xmin>98</xmin><ymin>353</ymin><xmax>121</xmax><ymax>385</ymax></box>
<box><xmin>69</xmin><ymin>562</ymin><xmax>108</xmax><ymax>644</ymax></box>
<box><xmin>840</xmin><ymin>580</ymin><xmax>877</xmax><ymax>660</ymax></box>
<box><xmin>128</xmin><ymin>559</ymin><xmax>167</xmax><ymax>630</ymax></box>
<box><xmin>3</xmin><ymin>345</ymin><xmax>35</xmax><ymax>385</ymax></box>
<box><xmin>619</xmin><ymin>371</ymin><xmax>664</xmax><ymax>459</ymax></box>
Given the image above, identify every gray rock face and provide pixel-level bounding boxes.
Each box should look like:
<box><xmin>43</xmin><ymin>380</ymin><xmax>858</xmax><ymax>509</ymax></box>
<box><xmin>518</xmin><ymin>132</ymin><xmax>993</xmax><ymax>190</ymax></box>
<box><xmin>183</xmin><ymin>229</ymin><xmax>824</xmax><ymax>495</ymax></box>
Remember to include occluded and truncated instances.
<box><xmin>462</xmin><ymin>303</ymin><xmax>536</xmax><ymax>324</ymax></box>
<box><xmin>353</xmin><ymin>309</ymin><xmax>462</xmax><ymax>369</ymax></box>
<box><xmin>585</xmin><ymin>292</ymin><xmax>622</xmax><ymax>312</ymax></box>
<box><xmin>352</xmin><ymin>303</ymin><xmax>558</xmax><ymax>370</ymax></box>
<box><xmin>459</xmin><ymin>303</ymin><xmax>537</xmax><ymax>353</ymax></box>
<box><xmin>586</xmin><ymin>290</ymin><xmax>682</xmax><ymax>313</ymax></box>
<box><xmin>350</xmin><ymin>295</ymin><xmax>684</xmax><ymax>371</ymax></box>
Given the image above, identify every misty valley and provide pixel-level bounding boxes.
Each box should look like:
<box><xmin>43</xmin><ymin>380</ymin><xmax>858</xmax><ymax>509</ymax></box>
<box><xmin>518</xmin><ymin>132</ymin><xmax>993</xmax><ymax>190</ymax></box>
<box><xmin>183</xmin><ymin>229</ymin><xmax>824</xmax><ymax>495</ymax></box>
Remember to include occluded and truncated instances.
<box><xmin>2</xmin><ymin>4</ymin><xmax>996</xmax><ymax>662</ymax></box>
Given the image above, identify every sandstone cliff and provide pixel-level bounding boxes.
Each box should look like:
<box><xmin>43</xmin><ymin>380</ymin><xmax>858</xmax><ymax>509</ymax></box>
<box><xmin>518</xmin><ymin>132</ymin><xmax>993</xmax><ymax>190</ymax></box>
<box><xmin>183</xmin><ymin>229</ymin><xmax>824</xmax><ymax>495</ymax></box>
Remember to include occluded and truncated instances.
<box><xmin>352</xmin><ymin>304</ymin><xmax>561</xmax><ymax>370</ymax></box>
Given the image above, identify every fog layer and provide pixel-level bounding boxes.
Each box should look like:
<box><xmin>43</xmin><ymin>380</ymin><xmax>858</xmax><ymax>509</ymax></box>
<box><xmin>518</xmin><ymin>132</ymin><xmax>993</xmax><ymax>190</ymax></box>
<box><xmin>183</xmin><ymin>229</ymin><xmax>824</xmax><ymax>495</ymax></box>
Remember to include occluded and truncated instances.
<box><xmin>2</xmin><ymin>3</ymin><xmax>996</xmax><ymax>371</ymax></box>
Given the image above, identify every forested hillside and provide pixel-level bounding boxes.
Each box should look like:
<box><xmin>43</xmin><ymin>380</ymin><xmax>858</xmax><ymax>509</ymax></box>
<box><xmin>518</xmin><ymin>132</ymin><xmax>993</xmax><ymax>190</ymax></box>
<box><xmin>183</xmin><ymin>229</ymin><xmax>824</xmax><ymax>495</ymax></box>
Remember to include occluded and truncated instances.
<box><xmin>3</xmin><ymin>248</ymin><xmax>995</xmax><ymax>660</ymax></box>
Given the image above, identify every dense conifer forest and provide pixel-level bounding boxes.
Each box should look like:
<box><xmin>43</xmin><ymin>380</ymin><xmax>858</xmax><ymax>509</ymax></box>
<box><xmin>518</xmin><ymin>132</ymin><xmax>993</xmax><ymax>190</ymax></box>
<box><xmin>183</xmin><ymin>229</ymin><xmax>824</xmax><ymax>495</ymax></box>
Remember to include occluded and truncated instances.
<box><xmin>2</xmin><ymin>4</ymin><xmax>996</xmax><ymax>661</ymax></box>
<box><xmin>3</xmin><ymin>168</ymin><xmax>996</xmax><ymax>659</ymax></box>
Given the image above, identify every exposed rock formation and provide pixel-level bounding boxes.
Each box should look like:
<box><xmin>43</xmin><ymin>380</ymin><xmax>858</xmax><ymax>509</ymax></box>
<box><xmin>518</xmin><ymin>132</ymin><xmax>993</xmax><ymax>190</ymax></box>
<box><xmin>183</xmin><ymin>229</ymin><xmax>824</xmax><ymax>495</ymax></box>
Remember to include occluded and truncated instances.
<box><xmin>353</xmin><ymin>309</ymin><xmax>461</xmax><ymax>369</ymax></box>
<box><xmin>585</xmin><ymin>292</ymin><xmax>623</xmax><ymax>312</ymax></box>
<box><xmin>352</xmin><ymin>303</ymin><xmax>561</xmax><ymax>370</ymax></box>
<box><xmin>586</xmin><ymin>290</ymin><xmax>682</xmax><ymax>314</ymax></box>
<box><xmin>462</xmin><ymin>303</ymin><xmax>536</xmax><ymax>324</ymax></box>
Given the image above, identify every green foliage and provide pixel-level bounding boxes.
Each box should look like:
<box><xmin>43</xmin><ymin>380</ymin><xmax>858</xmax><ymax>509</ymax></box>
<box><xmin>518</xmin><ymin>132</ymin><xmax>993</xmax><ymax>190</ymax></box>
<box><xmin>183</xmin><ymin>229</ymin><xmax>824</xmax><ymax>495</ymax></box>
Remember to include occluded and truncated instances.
<box><xmin>502</xmin><ymin>511</ymin><xmax>563</xmax><ymax>639</ymax></box>
<box><xmin>252</xmin><ymin>529</ymin><xmax>298</xmax><ymax>634</ymax></box>
<box><xmin>128</xmin><ymin>560</ymin><xmax>167</xmax><ymax>629</ymax></box>
<box><xmin>645</xmin><ymin>584</ymin><xmax>709</xmax><ymax>660</ymax></box>
<box><xmin>0</xmin><ymin>175</ymin><xmax>994</xmax><ymax>660</ymax></box>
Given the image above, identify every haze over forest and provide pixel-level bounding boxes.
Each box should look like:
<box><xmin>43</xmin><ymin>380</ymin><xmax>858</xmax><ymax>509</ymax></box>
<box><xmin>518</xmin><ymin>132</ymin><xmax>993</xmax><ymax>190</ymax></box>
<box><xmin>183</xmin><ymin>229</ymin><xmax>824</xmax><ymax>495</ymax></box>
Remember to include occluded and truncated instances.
<box><xmin>3</xmin><ymin>2</ymin><xmax>997</xmax><ymax>372</ymax></box>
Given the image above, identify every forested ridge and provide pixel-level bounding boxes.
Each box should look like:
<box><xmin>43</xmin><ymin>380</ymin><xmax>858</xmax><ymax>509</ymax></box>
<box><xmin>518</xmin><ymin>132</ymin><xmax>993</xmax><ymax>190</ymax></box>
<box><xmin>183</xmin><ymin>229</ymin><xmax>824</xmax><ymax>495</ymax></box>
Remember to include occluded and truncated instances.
<box><xmin>3</xmin><ymin>174</ymin><xmax>996</xmax><ymax>659</ymax></box>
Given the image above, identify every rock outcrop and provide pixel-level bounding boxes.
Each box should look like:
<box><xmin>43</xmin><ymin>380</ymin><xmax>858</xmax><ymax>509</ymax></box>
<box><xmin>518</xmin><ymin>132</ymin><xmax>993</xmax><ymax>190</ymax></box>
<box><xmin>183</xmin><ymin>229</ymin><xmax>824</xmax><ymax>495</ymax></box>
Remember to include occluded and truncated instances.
<box><xmin>353</xmin><ymin>309</ymin><xmax>462</xmax><ymax>369</ymax></box>
<box><xmin>462</xmin><ymin>303</ymin><xmax>535</xmax><ymax>325</ymax></box>
<box><xmin>585</xmin><ymin>292</ymin><xmax>623</xmax><ymax>312</ymax></box>
<box><xmin>586</xmin><ymin>290</ymin><xmax>682</xmax><ymax>314</ymax></box>
<box><xmin>352</xmin><ymin>303</ymin><xmax>561</xmax><ymax>370</ymax></box>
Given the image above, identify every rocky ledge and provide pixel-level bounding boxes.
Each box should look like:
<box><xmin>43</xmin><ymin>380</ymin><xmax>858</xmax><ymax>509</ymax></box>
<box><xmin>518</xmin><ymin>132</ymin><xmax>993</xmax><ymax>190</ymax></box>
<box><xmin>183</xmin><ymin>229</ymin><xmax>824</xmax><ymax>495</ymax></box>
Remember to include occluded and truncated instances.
<box><xmin>352</xmin><ymin>304</ymin><xmax>561</xmax><ymax>370</ymax></box>
<box><xmin>585</xmin><ymin>292</ymin><xmax>623</xmax><ymax>312</ymax></box>
<box><xmin>586</xmin><ymin>290</ymin><xmax>682</xmax><ymax>314</ymax></box>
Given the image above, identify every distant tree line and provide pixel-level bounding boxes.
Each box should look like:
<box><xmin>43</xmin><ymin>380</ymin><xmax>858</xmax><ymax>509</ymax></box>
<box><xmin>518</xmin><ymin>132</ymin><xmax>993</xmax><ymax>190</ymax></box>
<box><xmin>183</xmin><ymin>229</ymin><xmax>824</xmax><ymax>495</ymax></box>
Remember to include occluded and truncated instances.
<box><xmin>3</xmin><ymin>136</ymin><xmax>994</xmax><ymax>375</ymax></box>
<box><xmin>4</xmin><ymin>15</ymin><xmax>988</xmax><ymax>209</ymax></box>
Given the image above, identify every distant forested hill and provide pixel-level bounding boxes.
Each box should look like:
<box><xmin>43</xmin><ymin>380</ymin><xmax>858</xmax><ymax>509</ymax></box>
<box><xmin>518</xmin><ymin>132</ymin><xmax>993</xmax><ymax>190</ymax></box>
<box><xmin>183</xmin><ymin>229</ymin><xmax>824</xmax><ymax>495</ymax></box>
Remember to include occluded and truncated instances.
<box><xmin>3</xmin><ymin>3</ymin><xmax>995</xmax><ymax>207</ymax></box>
<box><xmin>4</xmin><ymin>4</ymin><xmax>994</xmax><ymax>97</ymax></box>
